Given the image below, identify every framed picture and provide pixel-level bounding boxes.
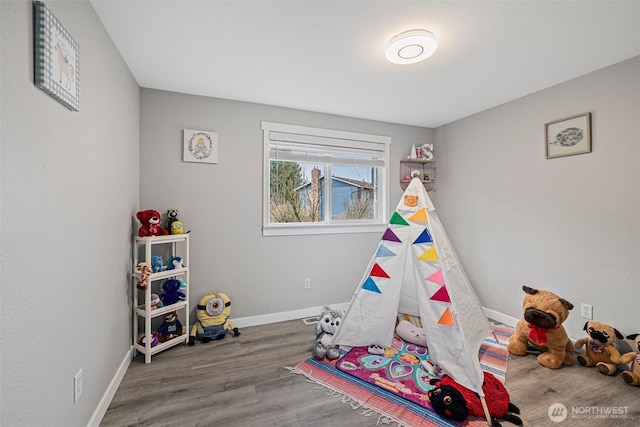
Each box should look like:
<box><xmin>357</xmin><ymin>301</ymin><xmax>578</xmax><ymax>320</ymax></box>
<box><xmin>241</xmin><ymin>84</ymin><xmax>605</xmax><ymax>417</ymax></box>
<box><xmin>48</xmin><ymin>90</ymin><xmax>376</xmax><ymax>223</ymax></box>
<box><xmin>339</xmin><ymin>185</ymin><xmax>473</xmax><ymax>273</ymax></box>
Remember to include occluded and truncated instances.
<box><xmin>545</xmin><ymin>113</ymin><xmax>591</xmax><ymax>159</ymax></box>
<box><xmin>33</xmin><ymin>1</ymin><xmax>80</xmax><ymax>111</ymax></box>
<box><xmin>183</xmin><ymin>129</ymin><xmax>218</xmax><ymax>164</ymax></box>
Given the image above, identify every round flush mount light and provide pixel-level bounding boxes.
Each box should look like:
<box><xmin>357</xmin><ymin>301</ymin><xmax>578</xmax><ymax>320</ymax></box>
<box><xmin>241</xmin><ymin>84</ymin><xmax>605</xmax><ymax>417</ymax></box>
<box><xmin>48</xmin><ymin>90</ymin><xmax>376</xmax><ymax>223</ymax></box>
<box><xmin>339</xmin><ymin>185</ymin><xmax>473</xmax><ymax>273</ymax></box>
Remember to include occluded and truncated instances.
<box><xmin>385</xmin><ymin>29</ymin><xmax>437</xmax><ymax>65</ymax></box>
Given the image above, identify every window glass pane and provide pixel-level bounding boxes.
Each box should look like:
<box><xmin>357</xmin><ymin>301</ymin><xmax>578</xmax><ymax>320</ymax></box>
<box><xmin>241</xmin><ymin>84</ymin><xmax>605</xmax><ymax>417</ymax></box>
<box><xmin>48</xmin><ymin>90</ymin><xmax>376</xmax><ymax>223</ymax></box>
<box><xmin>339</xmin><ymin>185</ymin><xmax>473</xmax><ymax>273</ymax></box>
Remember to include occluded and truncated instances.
<box><xmin>330</xmin><ymin>165</ymin><xmax>377</xmax><ymax>221</ymax></box>
<box><xmin>269</xmin><ymin>160</ymin><xmax>325</xmax><ymax>223</ymax></box>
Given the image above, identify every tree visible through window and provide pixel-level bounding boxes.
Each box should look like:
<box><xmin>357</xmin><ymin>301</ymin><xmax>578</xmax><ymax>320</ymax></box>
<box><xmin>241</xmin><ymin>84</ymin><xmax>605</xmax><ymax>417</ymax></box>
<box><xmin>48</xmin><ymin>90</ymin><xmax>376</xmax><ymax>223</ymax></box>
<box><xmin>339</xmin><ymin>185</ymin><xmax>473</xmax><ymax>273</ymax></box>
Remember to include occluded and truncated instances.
<box><xmin>262</xmin><ymin>122</ymin><xmax>390</xmax><ymax>236</ymax></box>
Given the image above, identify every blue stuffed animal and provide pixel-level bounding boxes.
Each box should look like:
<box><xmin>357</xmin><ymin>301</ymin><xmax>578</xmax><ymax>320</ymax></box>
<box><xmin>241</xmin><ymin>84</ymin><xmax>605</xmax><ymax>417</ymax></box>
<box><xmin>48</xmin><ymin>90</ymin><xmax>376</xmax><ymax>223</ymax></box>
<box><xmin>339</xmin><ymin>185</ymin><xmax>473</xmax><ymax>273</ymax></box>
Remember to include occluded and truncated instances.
<box><xmin>151</xmin><ymin>256</ymin><xmax>163</xmax><ymax>273</ymax></box>
<box><xmin>159</xmin><ymin>278</ymin><xmax>186</xmax><ymax>306</ymax></box>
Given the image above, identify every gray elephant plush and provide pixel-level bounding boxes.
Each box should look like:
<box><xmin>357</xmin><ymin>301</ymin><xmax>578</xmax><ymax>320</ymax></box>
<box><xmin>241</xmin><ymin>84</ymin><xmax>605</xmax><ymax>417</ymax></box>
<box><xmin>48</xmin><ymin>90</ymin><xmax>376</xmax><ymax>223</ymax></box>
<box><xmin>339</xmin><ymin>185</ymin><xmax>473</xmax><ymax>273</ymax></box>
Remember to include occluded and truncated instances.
<box><xmin>312</xmin><ymin>305</ymin><xmax>344</xmax><ymax>360</ymax></box>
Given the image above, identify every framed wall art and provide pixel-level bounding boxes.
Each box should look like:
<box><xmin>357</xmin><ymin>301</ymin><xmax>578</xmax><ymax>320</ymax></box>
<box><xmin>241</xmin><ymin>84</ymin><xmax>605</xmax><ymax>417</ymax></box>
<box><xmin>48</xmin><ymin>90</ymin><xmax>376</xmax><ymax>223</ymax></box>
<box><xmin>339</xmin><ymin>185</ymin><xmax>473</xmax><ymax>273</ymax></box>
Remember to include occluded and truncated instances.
<box><xmin>545</xmin><ymin>112</ymin><xmax>591</xmax><ymax>159</ymax></box>
<box><xmin>33</xmin><ymin>1</ymin><xmax>80</xmax><ymax>111</ymax></box>
<box><xmin>183</xmin><ymin>129</ymin><xmax>219</xmax><ymax>164</ymax></box>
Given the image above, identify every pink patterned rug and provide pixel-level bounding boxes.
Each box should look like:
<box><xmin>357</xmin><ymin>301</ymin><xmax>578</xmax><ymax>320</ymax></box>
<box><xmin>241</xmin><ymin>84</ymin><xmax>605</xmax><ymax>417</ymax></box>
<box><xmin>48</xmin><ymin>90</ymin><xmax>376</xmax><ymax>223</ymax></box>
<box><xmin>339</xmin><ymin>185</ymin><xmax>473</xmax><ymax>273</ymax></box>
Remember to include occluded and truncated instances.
<box><xmin>288</xmin><ymin>323</ymin><xmax>513</xmax><ymax>427</ymax></box>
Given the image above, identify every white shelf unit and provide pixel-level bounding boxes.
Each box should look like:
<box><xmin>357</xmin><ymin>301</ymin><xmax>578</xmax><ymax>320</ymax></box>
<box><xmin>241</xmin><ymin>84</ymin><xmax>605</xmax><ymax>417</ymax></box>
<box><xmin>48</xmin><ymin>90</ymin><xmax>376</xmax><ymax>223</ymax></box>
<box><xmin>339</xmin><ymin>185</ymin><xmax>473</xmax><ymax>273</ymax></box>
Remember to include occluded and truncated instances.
<box><xmin>132</xmin><ymin>234</ymin><xmax>189</xmax><ymax>363</ymax></box>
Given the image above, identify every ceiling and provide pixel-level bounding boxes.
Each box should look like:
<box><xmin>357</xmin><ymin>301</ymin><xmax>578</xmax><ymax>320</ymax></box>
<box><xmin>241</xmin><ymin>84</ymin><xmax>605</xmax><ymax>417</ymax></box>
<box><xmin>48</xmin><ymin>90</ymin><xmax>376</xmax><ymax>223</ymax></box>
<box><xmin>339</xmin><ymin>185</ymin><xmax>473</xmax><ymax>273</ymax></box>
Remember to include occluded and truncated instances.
<box><xmin>90</xmin><ymin>1</ymin><xmax>640</xmax><ymax>128</ymax></box>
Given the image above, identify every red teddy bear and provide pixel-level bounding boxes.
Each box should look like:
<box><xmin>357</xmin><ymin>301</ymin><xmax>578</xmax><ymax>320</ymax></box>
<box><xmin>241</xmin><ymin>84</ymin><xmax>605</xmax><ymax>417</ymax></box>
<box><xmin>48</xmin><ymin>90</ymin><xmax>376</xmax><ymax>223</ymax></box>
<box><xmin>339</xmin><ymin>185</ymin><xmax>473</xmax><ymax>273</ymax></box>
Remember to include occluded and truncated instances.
<box><xmin>136</xmin><ymin>210</ymin><xmax>169</xmax><ymax>237</ymax></box>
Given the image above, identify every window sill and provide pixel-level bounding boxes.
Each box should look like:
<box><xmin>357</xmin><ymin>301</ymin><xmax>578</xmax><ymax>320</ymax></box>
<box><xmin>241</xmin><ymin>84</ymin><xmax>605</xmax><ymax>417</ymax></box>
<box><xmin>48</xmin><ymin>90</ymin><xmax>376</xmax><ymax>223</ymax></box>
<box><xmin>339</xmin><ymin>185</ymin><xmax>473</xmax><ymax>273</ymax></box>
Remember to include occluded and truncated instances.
<box><xmin>263</xmin><ymin>222</ymin><xmax>387</xmax><ymax>237</ymax></box>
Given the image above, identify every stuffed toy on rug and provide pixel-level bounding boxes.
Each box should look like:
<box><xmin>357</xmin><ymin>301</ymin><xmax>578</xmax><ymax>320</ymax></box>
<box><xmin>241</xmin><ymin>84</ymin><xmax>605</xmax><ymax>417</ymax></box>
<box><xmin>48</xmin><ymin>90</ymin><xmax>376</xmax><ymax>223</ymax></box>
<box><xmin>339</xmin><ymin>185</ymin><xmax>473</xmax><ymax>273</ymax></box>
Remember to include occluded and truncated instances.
<box><xmin>312</xmin><ymin>305</ymin><xmax>344</xmax><ymax>360</ymax></box>
<box><xmin>620</xmin><ymin>334</ymin><xmax>640</xmax><ymax>386</ymax></box>
<box><xmin>396</xmin><ymin>320</ymin><xmax>428</xmax><ymax>348</ymax></box>
<box><xmin>429</xmin><ymin>372</ymin><xmax>522</xmax><ymax>427</ymax></box>
<box><xmin>575</xmin><ymin>320</ymin><xmax>623</xmax><ymax>375</ymax></box>
<box><xmin>507</xmin><ymin>285</ymin><xmax>574</xmax><ymax>369</ymax></box>
<box><xmin>136</xmin><ymin>209</ymin><xmax>168</xmax><ymax>237</ymax></box>
<box><xmin>188</xmin><ymin>292</ymin><xmax>240</xmax><ymax>345</ymax></box>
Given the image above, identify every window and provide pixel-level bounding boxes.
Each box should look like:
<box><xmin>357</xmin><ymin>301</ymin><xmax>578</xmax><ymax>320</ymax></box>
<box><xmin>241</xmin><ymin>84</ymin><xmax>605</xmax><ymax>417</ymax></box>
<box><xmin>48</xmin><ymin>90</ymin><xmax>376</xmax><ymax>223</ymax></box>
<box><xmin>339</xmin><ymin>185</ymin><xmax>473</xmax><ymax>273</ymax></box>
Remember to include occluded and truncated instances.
<box><xmin>262</xmin><ymin>121</ymin><xmax>390</xmax><ymax>236</ymax></box>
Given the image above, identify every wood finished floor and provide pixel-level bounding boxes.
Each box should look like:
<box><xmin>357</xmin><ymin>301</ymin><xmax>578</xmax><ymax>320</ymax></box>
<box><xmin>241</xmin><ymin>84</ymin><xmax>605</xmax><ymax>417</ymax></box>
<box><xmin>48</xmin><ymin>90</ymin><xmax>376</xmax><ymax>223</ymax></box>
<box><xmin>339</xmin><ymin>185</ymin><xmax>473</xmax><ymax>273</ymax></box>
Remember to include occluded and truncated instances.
<box><xmin>101</xmin><ymin>319</ymin><xmax>640</xmax><ymax>427</ymax></box>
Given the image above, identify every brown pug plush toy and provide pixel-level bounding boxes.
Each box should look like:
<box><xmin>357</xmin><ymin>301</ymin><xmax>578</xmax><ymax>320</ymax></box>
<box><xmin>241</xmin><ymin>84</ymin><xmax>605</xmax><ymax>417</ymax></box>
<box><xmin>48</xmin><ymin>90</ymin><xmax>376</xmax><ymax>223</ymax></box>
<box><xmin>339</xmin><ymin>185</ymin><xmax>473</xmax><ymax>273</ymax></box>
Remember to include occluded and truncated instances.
<box><xmin>620</xmin><ymin>334</ymin><xmax>640</xmax><ymax>386</ymax></box>
<box><xmin>508</xmin><ymin>286</ymin><xmax>574</xmax><ymax>369</ymax></box>
<box><xmin>575</xmin><ymin>321</ymin><xmax>623</xmax><ymax>375</ymax></box>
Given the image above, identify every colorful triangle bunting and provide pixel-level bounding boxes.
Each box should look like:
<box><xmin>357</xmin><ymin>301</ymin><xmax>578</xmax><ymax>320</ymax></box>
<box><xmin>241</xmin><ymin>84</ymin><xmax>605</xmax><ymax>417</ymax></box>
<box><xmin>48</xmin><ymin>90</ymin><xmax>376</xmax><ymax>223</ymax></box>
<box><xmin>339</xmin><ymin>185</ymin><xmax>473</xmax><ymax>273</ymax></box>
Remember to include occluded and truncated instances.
<box><xmin>382</xmin><ymin>228</ymin><xmax>401</xmax><ymax>243</ymax></box>
<box><xmin>389</xmin><ymin>212</ymin><xmax>410</xmax><ymax>226</ymax></box>
<box><xmin>425</xmin><ymin>269</ymin><xmax>445</xmax><ymax>285</ymax></box>
<box><xmin>375</xmin><ymin>244</ymin><xmax>396</xmax><ymax>258</ymax></box>
<box><xmin>370</xmin><ymin>263</ymin><xmax>390</xmax><ymax>278</ymax></box>
<box><xmin>362</xmin><ymin>277</ymin><xmax>382</xmax><ymax>294</ymax></box>
<box><xmin>413</xmin><ymin>228</ymin><xmax>433</xmax><ymax>244</ymax></box>
<box><xmin>430</xmin><ymin>285</ymin><xmax>451</xmax><ymax>303</ymax></box>
<box><xmin>437</xmin><ymin>307</ymin><xmax>455</xmax><ymax>326</ymax></box>
<box><xmin>408</xmin><ymin>208</ymin><xmax>428</xmax><ymax>223</ymax></box>
<box><xmin>418</xmin><ymin>246</ymin><xmax>438</xmax><ymax>262</ymax></box>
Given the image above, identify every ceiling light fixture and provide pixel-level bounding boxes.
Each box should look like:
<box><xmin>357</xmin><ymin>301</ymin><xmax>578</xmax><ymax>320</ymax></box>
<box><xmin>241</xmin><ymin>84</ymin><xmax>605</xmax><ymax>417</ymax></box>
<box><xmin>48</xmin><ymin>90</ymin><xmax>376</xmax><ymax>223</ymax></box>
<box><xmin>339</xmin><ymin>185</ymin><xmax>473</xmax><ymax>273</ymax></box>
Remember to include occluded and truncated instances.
<box><xmin>385</xmin><ymin>29</ymin><xmax>437</xmax><ymax>65</ymax></box>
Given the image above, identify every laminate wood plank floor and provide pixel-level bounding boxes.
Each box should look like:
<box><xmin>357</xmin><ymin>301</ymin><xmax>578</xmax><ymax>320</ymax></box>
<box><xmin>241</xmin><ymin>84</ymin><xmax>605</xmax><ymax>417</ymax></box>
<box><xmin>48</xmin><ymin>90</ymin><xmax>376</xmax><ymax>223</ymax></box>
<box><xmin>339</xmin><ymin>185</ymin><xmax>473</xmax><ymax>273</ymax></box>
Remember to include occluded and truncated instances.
<box><xmin>101</xmin><ymin>319</ymin><xmax>639</xmax><ymax>427</ymax></box>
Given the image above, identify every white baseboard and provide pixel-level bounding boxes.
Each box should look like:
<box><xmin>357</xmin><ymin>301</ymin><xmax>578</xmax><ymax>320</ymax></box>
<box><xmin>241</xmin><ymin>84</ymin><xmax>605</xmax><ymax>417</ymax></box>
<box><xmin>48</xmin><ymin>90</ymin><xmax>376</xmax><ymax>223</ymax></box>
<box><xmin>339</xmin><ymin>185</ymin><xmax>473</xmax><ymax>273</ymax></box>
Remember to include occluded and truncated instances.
<box><xmin>88</xmin><ymin>348</ymin><xmax>132</xmax><ymax>427</ymax></box>
<box><xmin>483</xmin><ymin>307</ymin><xmax>519</xmax><ymax>328</ymax></box>
<box><xmin>233</xmin><ymin>302</ymin><xmax>350</xmax><ymax>328</ymax></box>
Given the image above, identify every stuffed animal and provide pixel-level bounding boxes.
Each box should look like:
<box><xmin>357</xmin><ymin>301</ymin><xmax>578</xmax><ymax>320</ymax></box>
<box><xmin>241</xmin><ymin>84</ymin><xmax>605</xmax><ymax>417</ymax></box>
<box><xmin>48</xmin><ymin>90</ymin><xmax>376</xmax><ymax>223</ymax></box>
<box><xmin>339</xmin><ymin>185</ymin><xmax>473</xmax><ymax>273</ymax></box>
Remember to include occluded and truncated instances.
<box><xmin>158</xmin><ymin>278</ymin><xmax>186</xmax><ymax>306</ymax></box>
<box><xmin>166</xmin><ymin>256</ymin><xmax>184</xmax><ymax>270</ymax></box>
<box><xmin>150</xmin><ymin>293</ymin><xmax>163</xmax><ymax>310</ymax></box>
<box><xmin>165</xmin><ymin>209</ymin><xmax>180</xmax><ymax>234</ymax></box>
<box><xmin>507</xmin><ymin>285</ymin><xmax>574</xmax><ymax>369</ymax></box>
<box><xmin>312</xmin><ymin>305</ymin><xmax>344</xmax><ymax>360</ymax></box>
<box><xmin>429</xmin><ymin>372</ymin><xmax>522</xmax><ymax>427</ymax></box>
<box><xmin>396</xmin><ymin>320</ymin><xmax>428</xmax><ymax>348</ymax></box>
<box><xmin>134</xmin><ymin>261</ymin><xmax>152</xmax><ymax>290</ymax></box>
<box><xmin>136</xmin><ymin>210</ymin><xmax>168</xmax><ymax>237</ymax></box>
<box><xmin>575</xmin><ymin>320</ymin><xmax>623</xmax><ymax>375</ymax></box>
<box><xmin>137</xmin><ymin>333</ymin><xmax>159</xmax><ymax>348</ymax></box>
<box><xmin>620</xmin><ymin>334</ymin><xmax>640</xmax><ymax>386</ymax></box>
<box><xmin>188</xmin><ymin>292</ymin><xmax>240</xmax><ymax>345</ymax></box>
<box><xmin>151</xmin><ymin>256</ymin><xmax>163</xmax><ymax>273</ymax></box>
<box><xmin>156</xmin><ymin>311</ymin><xmax>183</xmax><ymax>343</ymax></box>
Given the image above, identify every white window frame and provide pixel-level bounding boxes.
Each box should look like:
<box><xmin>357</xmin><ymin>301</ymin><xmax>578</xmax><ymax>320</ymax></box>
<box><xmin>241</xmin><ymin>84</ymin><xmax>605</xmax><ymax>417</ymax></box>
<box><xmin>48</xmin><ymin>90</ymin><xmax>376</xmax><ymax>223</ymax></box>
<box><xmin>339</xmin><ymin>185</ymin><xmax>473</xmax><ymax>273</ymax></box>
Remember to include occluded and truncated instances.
<box><xmin>262</xmin><ymin>121</ymin><xmax>390</xmax><ymax>236</ymax></box>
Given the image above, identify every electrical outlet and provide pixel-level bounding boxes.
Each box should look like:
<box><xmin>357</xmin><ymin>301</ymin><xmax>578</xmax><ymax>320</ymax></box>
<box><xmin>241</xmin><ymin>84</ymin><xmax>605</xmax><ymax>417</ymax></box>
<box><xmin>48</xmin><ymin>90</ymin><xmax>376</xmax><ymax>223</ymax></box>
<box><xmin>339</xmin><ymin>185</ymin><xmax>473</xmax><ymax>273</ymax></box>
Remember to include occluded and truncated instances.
<box><xmin>74</xmin><ymin>369</ymin><xmax>83</xmax><ymax>403</ymax></box>
<box><xmin>304</xmin><ymin>278</ymin><xmax>311</xmax><ymax>290</ymax></box>
<box><xmin>581</xmin><ymin>303</ymin><xmax>593</xmax><ymax>320</ymax></box>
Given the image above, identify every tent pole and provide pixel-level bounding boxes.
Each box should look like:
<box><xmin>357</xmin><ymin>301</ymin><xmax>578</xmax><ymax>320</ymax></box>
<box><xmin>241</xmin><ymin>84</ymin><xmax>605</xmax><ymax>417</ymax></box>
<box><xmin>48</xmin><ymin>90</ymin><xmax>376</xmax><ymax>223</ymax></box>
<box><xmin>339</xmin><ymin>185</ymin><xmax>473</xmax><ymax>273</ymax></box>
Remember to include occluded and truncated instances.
<box><xmin>480</xmin><ymin>396</ymin><xmax>492</xmax><ymax>426</ymax></box>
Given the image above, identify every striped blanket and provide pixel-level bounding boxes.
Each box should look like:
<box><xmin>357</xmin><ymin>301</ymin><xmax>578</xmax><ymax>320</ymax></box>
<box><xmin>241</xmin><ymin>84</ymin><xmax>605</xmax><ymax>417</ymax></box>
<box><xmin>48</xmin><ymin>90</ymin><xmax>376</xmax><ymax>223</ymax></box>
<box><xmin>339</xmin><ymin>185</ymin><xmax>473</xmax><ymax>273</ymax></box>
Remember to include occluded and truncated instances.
<box><xmin>288</xmin><ymin>323</ymin><xmax>513</xmax><ymax>427</ymax></box>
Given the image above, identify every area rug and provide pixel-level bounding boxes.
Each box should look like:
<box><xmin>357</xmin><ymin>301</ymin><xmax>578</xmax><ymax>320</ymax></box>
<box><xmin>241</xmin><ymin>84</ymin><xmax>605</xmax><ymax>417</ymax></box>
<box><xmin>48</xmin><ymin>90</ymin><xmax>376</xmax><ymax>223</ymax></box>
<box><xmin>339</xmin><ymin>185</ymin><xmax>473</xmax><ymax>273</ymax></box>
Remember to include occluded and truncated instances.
<box><xmin>287</xmin><ymin>323</ymin><xmax>513</xmax><ymax>427</ymax></box>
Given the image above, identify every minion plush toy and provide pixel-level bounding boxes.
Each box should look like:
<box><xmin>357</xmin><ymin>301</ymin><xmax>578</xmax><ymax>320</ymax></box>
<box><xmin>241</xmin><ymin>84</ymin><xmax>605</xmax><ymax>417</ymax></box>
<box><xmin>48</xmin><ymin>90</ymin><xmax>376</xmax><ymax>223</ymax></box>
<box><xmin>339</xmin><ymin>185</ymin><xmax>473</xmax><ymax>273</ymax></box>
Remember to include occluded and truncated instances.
<box><xmin>188</xmin><ymin>292</ymin><xmax>240</xmax><ymax>345</ymax></box>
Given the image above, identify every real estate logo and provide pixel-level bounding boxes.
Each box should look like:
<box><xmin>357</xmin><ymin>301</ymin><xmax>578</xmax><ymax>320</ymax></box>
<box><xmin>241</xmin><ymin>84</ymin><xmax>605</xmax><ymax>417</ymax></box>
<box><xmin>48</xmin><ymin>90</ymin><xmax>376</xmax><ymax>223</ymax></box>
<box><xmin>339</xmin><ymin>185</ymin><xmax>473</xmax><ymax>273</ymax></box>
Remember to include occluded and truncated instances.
<box><xmin>549</xmin><ymin>403</ymin><xmax>631</xmax><ymax>422</ymax></box>
<box><xmin>548</xmin><ymin>403</ymin><xmax>567</xmax><ymax>422</ymax></box>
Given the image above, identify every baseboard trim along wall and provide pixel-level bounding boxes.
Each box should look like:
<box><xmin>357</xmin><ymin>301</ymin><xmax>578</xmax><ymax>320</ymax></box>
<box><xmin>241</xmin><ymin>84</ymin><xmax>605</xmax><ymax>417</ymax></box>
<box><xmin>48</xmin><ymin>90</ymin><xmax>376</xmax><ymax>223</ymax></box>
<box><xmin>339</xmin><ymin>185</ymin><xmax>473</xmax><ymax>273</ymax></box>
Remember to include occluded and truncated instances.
<box><xmin>88</xmin><ymin>348</ymin><xmax>132</xmax><ymax>427</ymax></box>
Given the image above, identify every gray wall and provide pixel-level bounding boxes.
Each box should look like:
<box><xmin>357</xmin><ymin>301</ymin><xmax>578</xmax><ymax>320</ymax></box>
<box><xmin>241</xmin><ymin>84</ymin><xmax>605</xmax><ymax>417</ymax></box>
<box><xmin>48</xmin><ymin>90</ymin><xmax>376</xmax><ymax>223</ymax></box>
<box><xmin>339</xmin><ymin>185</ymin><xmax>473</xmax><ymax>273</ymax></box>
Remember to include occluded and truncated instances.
<box><xmin>139</xmin><ymin>89</ymin><xmax>433</xmax><ymax>320</ymax></box>
<box><xmin>1</xmin><ymin>1</ymin><xmax>139</xmax><ymax>426</ymax></box>
<box><xmin>434</xmin><ymin>57</ymin><xmax>639</xmax><ymax>340</ymax></box>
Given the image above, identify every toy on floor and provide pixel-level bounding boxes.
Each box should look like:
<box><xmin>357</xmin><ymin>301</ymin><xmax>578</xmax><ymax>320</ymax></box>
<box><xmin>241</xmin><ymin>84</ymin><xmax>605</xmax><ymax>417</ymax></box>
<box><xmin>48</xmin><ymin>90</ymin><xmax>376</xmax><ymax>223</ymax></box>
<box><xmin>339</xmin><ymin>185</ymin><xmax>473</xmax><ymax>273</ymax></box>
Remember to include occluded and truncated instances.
<box><xmin>312</xmin><ymin>305</ymin><xmax>344</xmax><ymax>360</ymax></box>
<box><xmin>574</xmin><ymin>321</ymin><xmax>623</xmax><ymax>375</ymax></box>
<box><xmin>507</xmin><ymin>285</ymin><xmax>574</xmax><ymax>369</ymax></box>
<box><xmin>188</xmin><ymin>292</ymin><xmax>240</xmax><ymax>346</ymax></box>
<box><xmin>156</xmin><ymin>311</ymin><xmax>183</xmax><ymax>343</ymax></box>
<box><xmin>396</xmin><ymin>320</ymin><xmax>428</xmax><ymax>348</ymax></box>
<box><xmin>158</xmin><ymin>278</ymin><xmax>186</xmax><ymax>306</ymax></box>
<box><xmin>135</xmin><ymin>261</ymin><xmax>152</xmax><ymax>290</ymax></box>
<box><xmin>151</xmin><ymin>256</ymin><xmax>163</xmax><ymax>273</ymax></box>
<box><xmin>136</xmin><ymin>209</ymin><xmax>168</xmax><ymax>237</ymax></box>
<box><xmin>429</xmin><ymin>372</ymin><xmax>522</xmax><ymax>427</ymax></box>
<box><xmin>620</xmin><ymin>334</ymin><xmax>640</xmax><ymax>386</ymax></box>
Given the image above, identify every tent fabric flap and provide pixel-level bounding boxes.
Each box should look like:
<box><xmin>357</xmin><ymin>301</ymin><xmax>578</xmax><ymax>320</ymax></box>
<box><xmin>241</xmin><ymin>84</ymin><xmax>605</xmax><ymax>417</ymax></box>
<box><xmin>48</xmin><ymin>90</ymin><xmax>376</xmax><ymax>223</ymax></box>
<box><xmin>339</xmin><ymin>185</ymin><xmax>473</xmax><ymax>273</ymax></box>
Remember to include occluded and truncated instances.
<box><xmin>331</xmin><ymin>177</ymin><xmax>493</xmax><ymax>396</ymax></box>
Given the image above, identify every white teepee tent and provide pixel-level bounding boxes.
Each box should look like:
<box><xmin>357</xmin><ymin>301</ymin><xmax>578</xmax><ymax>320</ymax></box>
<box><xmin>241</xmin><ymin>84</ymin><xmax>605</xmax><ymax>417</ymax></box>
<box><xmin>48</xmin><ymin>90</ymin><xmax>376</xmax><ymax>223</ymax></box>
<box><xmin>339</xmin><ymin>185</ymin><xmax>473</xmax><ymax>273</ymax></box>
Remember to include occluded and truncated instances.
<box><xmin>331</xmin><ymin>175</ymin><xmax>494</xmax><ymax>424</ymax></box>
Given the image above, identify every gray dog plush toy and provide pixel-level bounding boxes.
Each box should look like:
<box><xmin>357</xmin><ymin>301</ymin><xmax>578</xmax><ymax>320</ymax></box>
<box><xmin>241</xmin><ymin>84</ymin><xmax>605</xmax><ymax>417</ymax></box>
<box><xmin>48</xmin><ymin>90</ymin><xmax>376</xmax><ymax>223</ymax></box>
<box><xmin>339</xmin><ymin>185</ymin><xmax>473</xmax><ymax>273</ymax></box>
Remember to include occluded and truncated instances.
<box><xmin>312</xmin><ymin>305</ymin><xmax>344</xmax><ymax>360</ymax></box>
